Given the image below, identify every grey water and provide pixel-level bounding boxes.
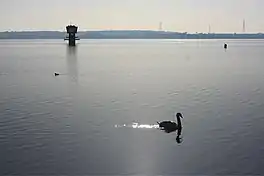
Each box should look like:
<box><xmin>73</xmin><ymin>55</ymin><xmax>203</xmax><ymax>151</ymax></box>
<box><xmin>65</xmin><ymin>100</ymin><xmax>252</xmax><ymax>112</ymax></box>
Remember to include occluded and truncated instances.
<box><xmin>1</xmin><ymin>39</ymin><xmax>264</xmax><ymax>175</ymax></box>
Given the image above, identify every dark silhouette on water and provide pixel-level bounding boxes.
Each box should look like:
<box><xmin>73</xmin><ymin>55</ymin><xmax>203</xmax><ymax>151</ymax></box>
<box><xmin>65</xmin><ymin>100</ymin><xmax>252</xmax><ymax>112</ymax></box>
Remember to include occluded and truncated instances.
<box><xmin>54</xmin><ymin>72</ymin><xmax>60</xmax><ymax>76</ymax></box>
<box><xmin>64</xmin><ymin>25</ymin><xmax>79</xmax><ymax>46</ymax></box>
<box><xmin>224</xmin><ymin>43</ymin><xmax>228</xmax><ymax>49</ymax></box>
<box><xmin>157</xmin><ymin>113</ymin><xmax>183</xmax><ymax>132</ymax></box>
<box><xmin>157</xmin><ymin>113</ymin><xmax>183</xmax><ymax>143</ymax></box>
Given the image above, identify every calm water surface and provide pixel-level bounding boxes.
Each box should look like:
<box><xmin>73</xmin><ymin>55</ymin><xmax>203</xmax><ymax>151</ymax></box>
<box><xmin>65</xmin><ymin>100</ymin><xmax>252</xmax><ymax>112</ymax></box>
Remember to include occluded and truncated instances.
<box><xmin>1</xmin><ymin>39</ymin><xmax>264</xmax><ymax>175</ymax></box>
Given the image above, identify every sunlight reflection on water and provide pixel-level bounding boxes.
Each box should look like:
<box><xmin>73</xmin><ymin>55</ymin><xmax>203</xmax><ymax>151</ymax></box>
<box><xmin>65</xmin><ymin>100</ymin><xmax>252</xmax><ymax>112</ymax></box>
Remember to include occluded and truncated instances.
<box><xmin>115</xmin><ymin>123</ymin><xmax>159</xmax><ymax>129</ymax></box>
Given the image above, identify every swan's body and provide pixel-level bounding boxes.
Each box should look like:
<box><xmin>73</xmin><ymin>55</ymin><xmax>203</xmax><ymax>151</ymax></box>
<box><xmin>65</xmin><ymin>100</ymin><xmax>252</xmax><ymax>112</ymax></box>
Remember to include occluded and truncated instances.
<box><xmin>157</xmin><ymin>113</ymin><xmax>183</xmax><ymax>133</ymax></box>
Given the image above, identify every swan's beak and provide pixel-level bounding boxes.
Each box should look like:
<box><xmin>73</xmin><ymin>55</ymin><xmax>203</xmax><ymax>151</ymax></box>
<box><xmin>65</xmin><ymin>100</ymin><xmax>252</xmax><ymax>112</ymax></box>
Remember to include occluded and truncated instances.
<box><xmin>180</xmin><ymin>114</ymin><xmax>183</xmax><ymax>118</ymax></box>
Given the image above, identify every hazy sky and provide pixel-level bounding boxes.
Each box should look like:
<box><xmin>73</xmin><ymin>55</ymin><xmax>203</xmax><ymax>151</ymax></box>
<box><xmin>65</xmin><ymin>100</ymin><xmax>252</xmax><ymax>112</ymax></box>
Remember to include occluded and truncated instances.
<box><xmin>0</xmin><ymin>0</ymin><xmax>263</xmax><ymax>32</ymax></box>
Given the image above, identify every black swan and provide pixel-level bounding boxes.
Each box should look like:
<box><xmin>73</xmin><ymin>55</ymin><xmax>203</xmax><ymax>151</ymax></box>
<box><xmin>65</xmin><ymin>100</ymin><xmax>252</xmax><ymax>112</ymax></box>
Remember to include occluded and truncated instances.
<box><xmin>157</xmin><ymin>113</ymin><xmax>183</xmax><ymax>133</ymax></box>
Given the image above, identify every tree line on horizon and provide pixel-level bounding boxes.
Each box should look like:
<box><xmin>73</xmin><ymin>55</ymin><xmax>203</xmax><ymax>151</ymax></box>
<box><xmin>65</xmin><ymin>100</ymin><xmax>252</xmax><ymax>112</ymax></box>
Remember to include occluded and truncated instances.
<box><xmin>0</xmin><ymin>30</ymin><xmax>264</xmax><ymax>39</ymax></box>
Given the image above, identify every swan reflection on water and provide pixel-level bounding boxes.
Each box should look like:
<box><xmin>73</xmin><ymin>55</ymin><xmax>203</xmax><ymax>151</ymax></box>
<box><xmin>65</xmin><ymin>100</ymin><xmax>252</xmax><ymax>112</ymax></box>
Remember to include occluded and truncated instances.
<box><xmin>114</xmin><ymin>113</ymin><xmax>184</xmax><ymax>143</ymax></box>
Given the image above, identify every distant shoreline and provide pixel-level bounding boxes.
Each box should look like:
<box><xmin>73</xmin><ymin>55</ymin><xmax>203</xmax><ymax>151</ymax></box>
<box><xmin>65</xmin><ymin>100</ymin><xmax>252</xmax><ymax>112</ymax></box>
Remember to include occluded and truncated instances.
<box><xmin>2</xmin><ymin>38</ymin><xmax>264</xmax><ymax>40</ymax></box>
<box><xmin>1</xmin><ymin>30</ymin><xmax>264</xmax><ymax>39</ymax></box>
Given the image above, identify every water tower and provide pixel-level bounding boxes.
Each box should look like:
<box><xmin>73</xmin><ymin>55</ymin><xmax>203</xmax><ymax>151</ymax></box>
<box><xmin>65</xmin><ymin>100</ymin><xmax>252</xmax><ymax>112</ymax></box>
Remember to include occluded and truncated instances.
<box><xmin>64</xmin><ymin>25</ymin><xmax>79</xmax><ymax>46</ymax></box>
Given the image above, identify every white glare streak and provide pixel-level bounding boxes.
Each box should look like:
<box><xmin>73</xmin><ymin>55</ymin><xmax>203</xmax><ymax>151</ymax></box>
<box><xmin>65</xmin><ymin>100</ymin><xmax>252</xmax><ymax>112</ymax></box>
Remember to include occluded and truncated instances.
<box><xmin>115</xmin><ymin>123</ymin><xmax>159</xmax><ymax>129</ymax></box>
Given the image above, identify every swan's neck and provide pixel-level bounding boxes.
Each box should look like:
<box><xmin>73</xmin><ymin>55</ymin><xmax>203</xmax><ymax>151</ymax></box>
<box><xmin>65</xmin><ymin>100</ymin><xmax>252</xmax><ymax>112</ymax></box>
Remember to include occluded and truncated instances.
<box><xmin>176</xmin><ymin>116</ymin><xmax>182</xmax><ymax>128</ymax></box>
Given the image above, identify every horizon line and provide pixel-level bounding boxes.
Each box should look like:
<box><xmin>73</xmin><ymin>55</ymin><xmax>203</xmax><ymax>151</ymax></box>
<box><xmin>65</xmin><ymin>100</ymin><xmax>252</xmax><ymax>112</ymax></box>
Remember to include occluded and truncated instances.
<box><xmin>0</xmin><ymin>30</ymin><xmax>263</xmax><ymax>34</ymax></box>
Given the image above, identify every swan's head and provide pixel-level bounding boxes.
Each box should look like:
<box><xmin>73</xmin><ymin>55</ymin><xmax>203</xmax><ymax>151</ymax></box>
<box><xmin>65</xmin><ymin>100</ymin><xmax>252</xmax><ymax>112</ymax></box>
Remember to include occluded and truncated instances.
<box><xmin>176</xmin><ymin>113</ymin><xmax>183</xmax><ymax>118</ymax></box>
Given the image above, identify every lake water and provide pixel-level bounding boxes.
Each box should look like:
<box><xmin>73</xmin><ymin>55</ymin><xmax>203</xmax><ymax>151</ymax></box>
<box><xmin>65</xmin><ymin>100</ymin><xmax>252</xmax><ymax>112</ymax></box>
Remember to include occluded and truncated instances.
<box><xmin>1</xmin><ymin>39</ymin><xmax>264</xmax><ymax>175</ymax></box>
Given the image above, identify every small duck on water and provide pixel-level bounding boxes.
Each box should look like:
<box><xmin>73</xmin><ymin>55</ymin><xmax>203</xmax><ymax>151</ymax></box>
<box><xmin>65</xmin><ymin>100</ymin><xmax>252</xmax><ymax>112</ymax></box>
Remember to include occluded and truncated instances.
<box><xmin>224</xmin><ymin>43</ymin><xmax>228</xmax><ymax>49</ymax></box>
<box><xmin>54</xmin><ymin>72</ymin><xmax>60</xmax><ymax>76</ymax></box>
